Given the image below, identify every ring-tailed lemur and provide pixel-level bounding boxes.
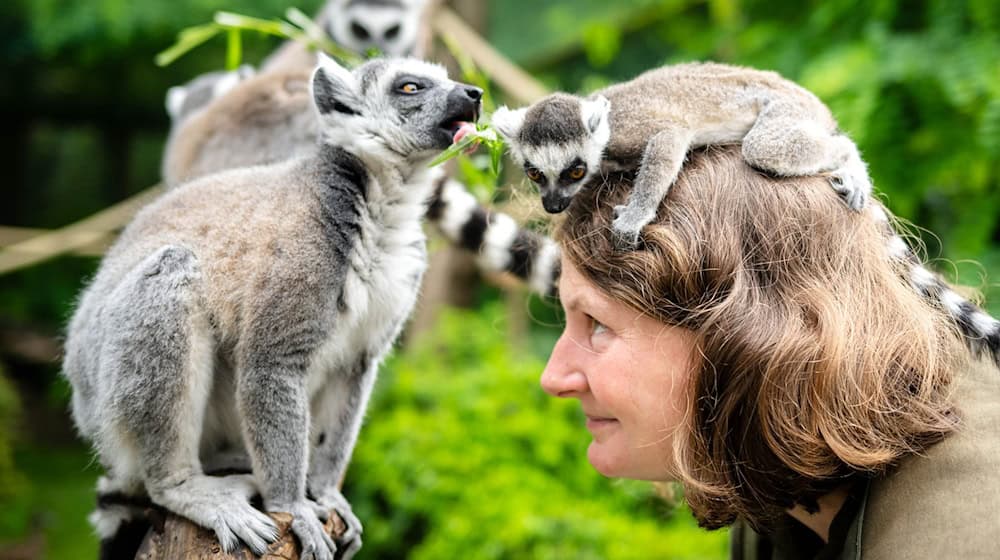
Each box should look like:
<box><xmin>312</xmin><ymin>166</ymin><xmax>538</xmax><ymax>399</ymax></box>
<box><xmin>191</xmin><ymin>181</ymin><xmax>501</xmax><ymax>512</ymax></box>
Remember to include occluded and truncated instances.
<box><xmin>160</xmin><ymin>67</ymin><xmax>560</xmax><ymax>294</ymax></box>
<box><xmin>64</xmin><ymin>54</ymin><xmax>482</xmax><ymax>559</ymax></box>
<box><xmin>491</xmin><ymin>61</ymin><xmax>872</xmax><ymax>250</ymax></box>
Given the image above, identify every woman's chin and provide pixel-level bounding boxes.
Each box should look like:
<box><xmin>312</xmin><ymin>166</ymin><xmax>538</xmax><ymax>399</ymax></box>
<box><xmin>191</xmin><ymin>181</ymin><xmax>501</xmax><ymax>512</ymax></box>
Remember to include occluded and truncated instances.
<box><xmin>587</xmin><ymin>440</ymin><xmax>628</xmax><ymax>478</ymax></box>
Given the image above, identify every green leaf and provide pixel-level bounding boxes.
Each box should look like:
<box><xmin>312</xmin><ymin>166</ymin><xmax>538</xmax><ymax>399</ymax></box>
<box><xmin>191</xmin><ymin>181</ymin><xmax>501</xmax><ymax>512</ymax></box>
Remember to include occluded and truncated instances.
<box><xmin>490</xmin><ymin>143</ymin><xmax>503</xmax><ymax>177</ymax></box>
<box><xmin>154</xmin><ymin>23</ymin><xmax>222</xmax><ymax>67</ymax></box>
<box><xmin>214</xmin><ymin>11</ymin><xmax>289</xmax><ymax>37</ymax></box>
<box><xmin>225</xmin><ymin>28</ymin><xmax>242</xmax><ymax>71</ymax></box>
<box><xmin>428</xmin><ymin>134</ymin><xmax>479</xmax><ymax>168</ymax></box>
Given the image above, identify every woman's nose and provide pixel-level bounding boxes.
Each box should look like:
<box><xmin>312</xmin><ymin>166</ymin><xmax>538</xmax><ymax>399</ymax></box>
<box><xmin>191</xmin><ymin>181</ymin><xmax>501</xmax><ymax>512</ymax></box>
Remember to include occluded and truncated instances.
<box><xmin>540</xmin><ymin>335</ymin><xmax>589</xmax><ymax>398</ymax></box>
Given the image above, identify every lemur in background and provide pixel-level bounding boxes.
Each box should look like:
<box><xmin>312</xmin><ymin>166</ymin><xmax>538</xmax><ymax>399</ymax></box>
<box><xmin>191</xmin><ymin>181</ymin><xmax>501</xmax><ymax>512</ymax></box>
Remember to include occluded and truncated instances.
<box><xmin>263</xmin><ymin>0</ymin><xmax>431</xmax><ymax>73</ymax></box>
<box><xmin>64</xmin><ymin>55</ymin><xmax>482</xmax><ymax>560</ymax></box>
<box><xmin>492</xmin><ymin>61</ymin><xmax>1000</xmax><ymax>365</ymax></box>
<box><xmin>492</xmin><ymin>61</ymin><xmax>872</xmax><ymax>249</ymax></box>
<box><xmin>325</xmin><ymin>0</ymin><xmax>431</xmax><ymax>57</ymax></box>
<box><xmin>162</xmin><ymin>0</ymin><xmax>430</xmax><ymax>132</ymax></box>
<box><xmin>165</xmin><ymin>64</ymin><xmax>256</xmax><ymax>125</ymax></box>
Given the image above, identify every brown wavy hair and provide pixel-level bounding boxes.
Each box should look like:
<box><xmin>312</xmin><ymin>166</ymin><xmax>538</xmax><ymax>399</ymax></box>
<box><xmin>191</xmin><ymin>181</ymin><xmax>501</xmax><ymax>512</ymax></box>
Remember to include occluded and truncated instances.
<box><xmin>557</xmin><ymin>145</ymin><xmax>965</xmax><ymax>530</ymax></box>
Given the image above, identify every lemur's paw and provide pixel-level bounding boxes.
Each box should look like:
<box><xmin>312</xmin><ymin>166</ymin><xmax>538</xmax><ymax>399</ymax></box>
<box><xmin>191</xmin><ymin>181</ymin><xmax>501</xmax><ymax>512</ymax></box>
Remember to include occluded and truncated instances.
<box><xmin>313</xmin><ymin>489</ymin><xmax>363</xmax><ymax>560</ymax></box>
<box><xmin>611</xmin><ymin>205</ymin><xmax>645</xmax><ymax>251</ymax></box>
<box><xmin>276</xmin><ymin>501</ymin><xmax>338</xmax><ymax>560</ymax></box>
<box><xmin>829</xmin><ymin>167</ymin><xmax>871</xmax><ymax>211</ymax></box>
<box><xmin>208</xmin><ymin>476</ymin><xmax>279</xmax><ymax>555</ymax></box>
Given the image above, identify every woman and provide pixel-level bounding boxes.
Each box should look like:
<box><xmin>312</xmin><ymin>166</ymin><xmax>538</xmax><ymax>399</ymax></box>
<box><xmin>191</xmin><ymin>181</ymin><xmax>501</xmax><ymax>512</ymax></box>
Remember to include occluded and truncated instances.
<box><xmin>541</xmin><ymin>146</ymin><xmax>1000</xmax><ymax>559</ymax></box>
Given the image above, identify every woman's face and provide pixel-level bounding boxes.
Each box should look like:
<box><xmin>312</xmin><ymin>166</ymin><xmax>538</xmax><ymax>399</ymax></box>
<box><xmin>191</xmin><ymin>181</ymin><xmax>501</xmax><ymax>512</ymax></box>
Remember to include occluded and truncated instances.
<box><xmin>541</xmin><ymin>256</ymin><xmax>699</xmax><ymax>481</ymax></box>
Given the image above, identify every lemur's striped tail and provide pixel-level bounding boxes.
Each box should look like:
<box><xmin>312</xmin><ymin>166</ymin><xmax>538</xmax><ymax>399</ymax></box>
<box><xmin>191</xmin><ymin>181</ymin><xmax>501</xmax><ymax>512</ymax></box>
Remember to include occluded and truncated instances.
<box><xmin>424</xmin><ymin>174</ymin><xmax>560</xmax><ymax>297</ymax></box>
<box><xmin>870</xmin><ymin>204</ymin><xmax>1000</xmax><ymax>365</ymax></box>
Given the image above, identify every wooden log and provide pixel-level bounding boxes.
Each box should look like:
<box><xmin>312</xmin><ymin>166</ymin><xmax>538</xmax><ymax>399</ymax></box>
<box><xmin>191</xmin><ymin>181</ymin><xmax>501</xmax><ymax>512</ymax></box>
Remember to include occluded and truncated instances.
<box><xmin>135</xmin><ymin>509</ymin><xmax>347</xmax><ymax>560</ymax></box>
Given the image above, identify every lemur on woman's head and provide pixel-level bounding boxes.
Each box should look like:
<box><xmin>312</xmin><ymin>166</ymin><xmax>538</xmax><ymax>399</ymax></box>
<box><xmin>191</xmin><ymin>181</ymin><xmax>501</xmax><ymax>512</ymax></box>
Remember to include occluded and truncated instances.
<box><xmin>493</xmin><ymin>61</ymin><xmax>872</xmax><ymax>250</ymax></box>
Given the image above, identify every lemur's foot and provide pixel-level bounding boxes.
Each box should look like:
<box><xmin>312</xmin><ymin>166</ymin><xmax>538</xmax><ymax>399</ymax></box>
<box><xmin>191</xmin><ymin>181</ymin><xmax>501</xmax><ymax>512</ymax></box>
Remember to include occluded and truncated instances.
<box><xmin>156</xmin><ymin>474</ymin><xmax>279</xmax><ymax>555</ymax></box>
<box><xmin>273</xmin><ymin>501</ymin><xmax>338</xmax><ymax>560</ymax></box>
<box><xmin>310</xmin><ymin>488</ymin><xmax>363</xmax><ymax>560</ymax></box>
<box><xmin>611</xmin><ymin>204</ymin><xmax>648</xmax><ymax>251</ymax></box>
<box><xmin>829</xmin><ymin>165</ymin><xmax>871</xmax><ymax>211</ymax></box>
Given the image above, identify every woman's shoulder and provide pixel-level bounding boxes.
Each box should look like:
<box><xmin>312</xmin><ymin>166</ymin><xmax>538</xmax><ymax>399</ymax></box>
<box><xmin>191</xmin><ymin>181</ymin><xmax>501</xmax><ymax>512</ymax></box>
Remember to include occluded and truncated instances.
<box><xmin>862</xmin><ymin>356</ymin><xmax>1000</xmax><ymax>559</ymax></box>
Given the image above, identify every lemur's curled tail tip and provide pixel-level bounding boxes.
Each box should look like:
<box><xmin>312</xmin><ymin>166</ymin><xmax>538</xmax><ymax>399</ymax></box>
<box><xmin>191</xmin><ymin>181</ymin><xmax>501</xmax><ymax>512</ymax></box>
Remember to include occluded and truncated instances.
<box><xmin>868</xmin><ymin>204</ymin><xmax>1000</xmax><ymax>366</ymax></box>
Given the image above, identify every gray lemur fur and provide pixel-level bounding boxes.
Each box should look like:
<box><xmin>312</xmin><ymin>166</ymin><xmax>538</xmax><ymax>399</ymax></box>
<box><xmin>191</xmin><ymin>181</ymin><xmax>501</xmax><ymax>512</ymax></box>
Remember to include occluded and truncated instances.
<box><xmin>64</xmin><ymin>54</ymin><xmax>482</xmax><ymax>560</ymax></box>
<box><xmin>492</xmin><ymin>61</ymin><xmax>872</xmax><ymax>249</ymax></box>
<box><xmin>165</xmin><ymin>64</ymin><xmax>256</xmax><ymax>125</ymax></box>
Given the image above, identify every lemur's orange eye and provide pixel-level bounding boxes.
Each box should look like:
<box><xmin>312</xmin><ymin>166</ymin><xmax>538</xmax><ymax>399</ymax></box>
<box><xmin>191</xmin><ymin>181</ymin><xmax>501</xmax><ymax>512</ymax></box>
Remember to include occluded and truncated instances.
<box><xmin>525</xmin><ymin>167</ymin><xmax>544</xmax><ymax>183</ymax></box>
<box><xmin>568</xmin><ymin>164</ymin><xmax>587</xmax><ymax>181</ymax></box>
<box><xmin>400</xmin><ymin>83</ymin><xmax>420</xmax><ymax>94</ymax></box>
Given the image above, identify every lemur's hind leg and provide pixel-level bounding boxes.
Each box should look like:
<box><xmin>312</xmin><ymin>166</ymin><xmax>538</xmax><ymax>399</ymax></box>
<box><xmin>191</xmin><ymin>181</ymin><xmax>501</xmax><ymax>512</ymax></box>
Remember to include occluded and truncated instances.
<box><xmin>100</xmin><ymin>246</ymin><xmax>278</xmax><ymax>554</ymax></box>
<box><xmin>742</xmin><ymin>100</ymin><xmax>872</xmax><ymax>210</ymax></box>
<box><xmin>613</xmin><ymin>128</ymin><xmax>694</xmax><ymax>250</ymax></box>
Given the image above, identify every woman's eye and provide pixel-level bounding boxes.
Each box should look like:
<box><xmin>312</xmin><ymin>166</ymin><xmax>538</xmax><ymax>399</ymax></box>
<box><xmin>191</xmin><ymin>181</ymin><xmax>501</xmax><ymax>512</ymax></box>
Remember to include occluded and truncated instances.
<box><xmin>568</xmin><ymin>165</ymin><xmax>587</xmax><ymax>180</ymax></box>
<box><xmin>589</xmin><ymin>316</ymin><xmax>609</xmax><ymax>336</ymax></box>
<box><xmin>399</xmin><ymin>83</ymin><xmax>421</xmax><ymax>94</ymax></box>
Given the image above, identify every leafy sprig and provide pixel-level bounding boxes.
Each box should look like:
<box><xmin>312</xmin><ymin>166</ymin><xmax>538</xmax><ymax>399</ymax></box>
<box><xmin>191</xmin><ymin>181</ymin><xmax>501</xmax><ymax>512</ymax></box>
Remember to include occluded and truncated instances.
<box><xmin>428</xmin><ymin>123</ymin><xmax>507</xmax><ymax>178</ymax></box>
<box><xmin>155</xmin><ymin>8</ymin><xmax>362</xmax><ymax>69</ymax></box>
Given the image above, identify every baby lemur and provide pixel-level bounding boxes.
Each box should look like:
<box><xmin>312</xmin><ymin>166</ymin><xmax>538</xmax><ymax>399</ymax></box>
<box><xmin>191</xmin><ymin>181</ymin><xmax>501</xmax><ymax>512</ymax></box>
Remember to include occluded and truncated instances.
<box><xmin>492</xmin><ymin>61</ymin><xmax>872</xmax><ymax>249</ymax></box>
<box><xmin>64</xmin><ymin>55</ymin><xmax>482</xmax><ymax>560</ymax></box>
<box><xmin>492</xmin><ymin>61</ymin><xmax>1000</xmax><ymax>366</ymax></box>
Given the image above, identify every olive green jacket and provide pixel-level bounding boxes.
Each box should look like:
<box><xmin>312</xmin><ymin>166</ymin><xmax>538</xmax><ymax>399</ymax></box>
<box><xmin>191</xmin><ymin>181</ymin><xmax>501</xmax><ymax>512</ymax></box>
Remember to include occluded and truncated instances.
<box><xmin>730</xmin><ymin>356</ymin><xmax>1000</xmax><ymax>560</ymax></box>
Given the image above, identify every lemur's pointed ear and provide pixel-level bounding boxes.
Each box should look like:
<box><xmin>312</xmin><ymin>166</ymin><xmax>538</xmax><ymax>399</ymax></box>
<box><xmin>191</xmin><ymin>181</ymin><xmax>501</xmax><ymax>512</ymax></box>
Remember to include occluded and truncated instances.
<box><xmin>582</xmin><ymin>95</ymin><xmax>610</xmax><ymax>134</ymax></box>
<box><xmin>312</xmin><ymin>53</ymin><xmax>361</xmax><ymax>116</ymax></box>
<box><xmin>491</xmin><ymin>106</ymin><xmax>527</xmax><ymax>141</ymax></box>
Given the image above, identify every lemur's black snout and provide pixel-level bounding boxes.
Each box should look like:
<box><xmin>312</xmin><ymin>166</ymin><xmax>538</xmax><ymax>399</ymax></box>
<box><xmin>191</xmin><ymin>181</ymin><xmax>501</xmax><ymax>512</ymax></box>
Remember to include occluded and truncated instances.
<box><xmin>462</xmin><ymin>85</ymin><xmax>484</xmax><ymax>102</ymax></box>
<box><xmin>542</xmin><ymin>193</ymin><xmax>572</xmax><ymax>214</ymax></box>
<box><xmin>447</xmin><ymin>83</ymin><xmax>483</xmax><ymax>120</ymax></box>
<box><xmin>440</xmin><ymin>84</ymin><xmax>483</xmax><ymax>132</ymax></box>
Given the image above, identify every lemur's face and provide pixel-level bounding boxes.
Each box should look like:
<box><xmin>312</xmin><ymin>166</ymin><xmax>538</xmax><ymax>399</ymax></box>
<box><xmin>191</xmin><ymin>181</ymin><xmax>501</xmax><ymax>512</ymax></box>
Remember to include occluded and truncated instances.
<box><xmin>493</xmin><ymin>94</ymin><xmax>610</xmax><ymax>213</ymax></box>
<box><xmin>312</xmin><ymin>55</ymin><xmax>482</xmax><ymax>160</ymax></box>
<box><xmin>326</xmin><ymin>0</ymin><xmax>426</xmax><ymax>57</ymax></box>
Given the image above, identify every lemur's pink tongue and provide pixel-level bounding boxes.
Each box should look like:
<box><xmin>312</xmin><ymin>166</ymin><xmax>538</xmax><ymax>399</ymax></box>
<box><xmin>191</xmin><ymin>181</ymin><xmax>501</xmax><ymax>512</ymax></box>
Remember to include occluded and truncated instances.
<box><xmin>453</xmin><ymin>122</ymin><xmax>476</xmax><ymax>144</ymax></box>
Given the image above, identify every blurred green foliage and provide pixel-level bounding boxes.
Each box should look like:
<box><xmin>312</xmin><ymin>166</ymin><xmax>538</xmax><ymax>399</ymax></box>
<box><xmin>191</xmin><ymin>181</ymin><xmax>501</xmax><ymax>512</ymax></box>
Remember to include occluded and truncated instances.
<box><xmin>348</xmin><ymin>304</ymin><xmax>728</xmax><ymax>559</ymax></box>
<box><xmin>0</xmin><ymin>366</ymin><xmax>25</xmax><ymax>523</ymax></box>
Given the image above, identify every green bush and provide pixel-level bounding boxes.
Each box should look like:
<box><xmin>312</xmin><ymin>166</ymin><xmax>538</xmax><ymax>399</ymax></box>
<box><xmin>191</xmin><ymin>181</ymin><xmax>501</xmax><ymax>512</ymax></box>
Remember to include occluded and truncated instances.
<box><xmin>347</xmin><ymin>304</ymin><xmax>728</xmax><ymax>559</ymax></box>
<box><xmin>0</xmin><ymin>366</ymin><xmax>28</xmax><ymax>538</ymax></box>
